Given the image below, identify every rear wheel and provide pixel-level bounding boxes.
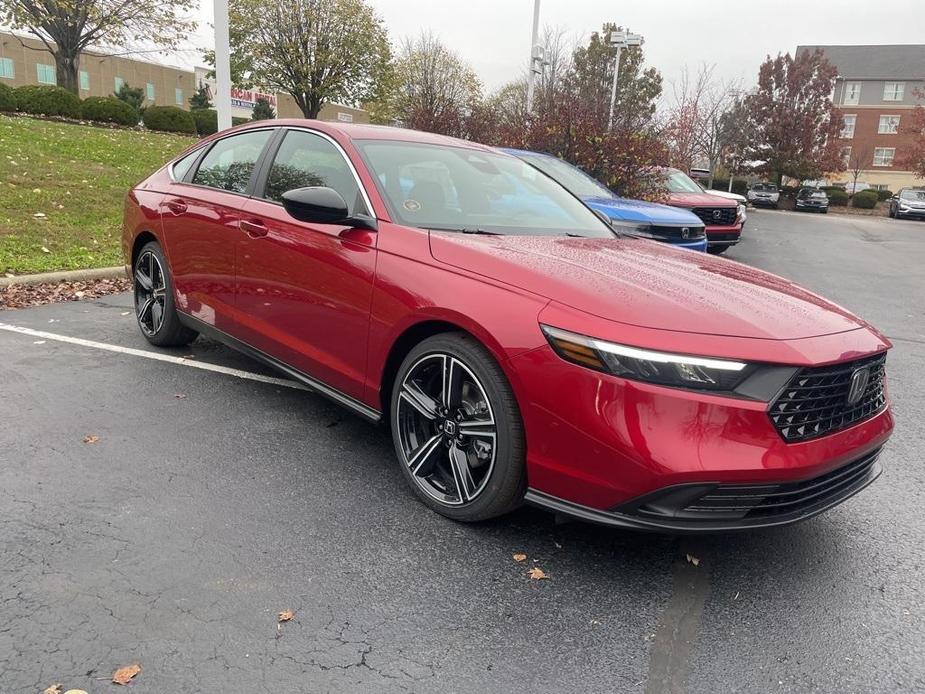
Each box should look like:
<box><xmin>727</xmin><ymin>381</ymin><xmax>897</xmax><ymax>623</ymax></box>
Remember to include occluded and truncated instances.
<box><xmin>390</xmin><ymin>333</ymin><xmax>526</xmax><ymax>522</ymax></box>
<box><xmin>133</xmin><ymin>241</ymin><xmax>198</xmax><ymax>347</ymax></box>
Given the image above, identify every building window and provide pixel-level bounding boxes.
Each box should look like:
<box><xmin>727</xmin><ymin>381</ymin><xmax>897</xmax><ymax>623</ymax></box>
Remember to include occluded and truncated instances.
<box><xmin>841</xmin><ymin>114</ymin><xmax>856</xmax><ymax>138</ymax></box>
<box><xmin>0</xmin><ymin>57</ymin><xmax>14</xmax><ymax>80</ymax></box>
<box><xmin>36</xmin><ymin>63</ymin><xmax>56</xmax><ymax>85</ymax></box>
<box><xmin>883</xmin><ymin>82</ymin><xmax>905</xmax><ymax>101</ymax></box>
<box><xmin>871</xmin><ymin>184</ymin><xmax>889</xmax><ymax>191</ymax></box>
<box><xmin>842</xmin><ymin>81</ymin><xmax>861</xmax><ymax>105</ymax></box>
<box><xmin>878</xmin><ymin>115</ymin><xmax>900</xmax><ymax>134</ymax></box>
<box><xmin>79</xmin><ymin>70</ymin><xmax>89</xmax><ymax>91</ymax></box>
<box><xmin>146</xmin><ymin>82</ymin><xmax>155</xmax><ymax>101</ymax></box>
<box><xmin>840</xmin><ymin>146</ymin><xmax>852</xmax><ymax>166</ymax></box>
<box><xmin>175</xmin><ymin>87</ymin><xmax>183</xmax><ymax>105</ymax></box>
<box><xmin>873</xmin><ymin>147</ymin><xmax>895</xmax><ymax>167</ymax></box>
<box><xmin>114</xmin><ymin>76</ymin><xmax>124</xmax><ymax>93</ymax></box>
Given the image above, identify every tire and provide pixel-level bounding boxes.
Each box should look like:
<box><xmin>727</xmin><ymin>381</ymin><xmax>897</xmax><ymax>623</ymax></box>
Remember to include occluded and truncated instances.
<box><xmin>390</xmin><ymin>332</ymin><xmax>526</xmax><ymax>522</ymax></box>
<box><xmin>133</xmin><ymin>241</ymin><xmax>198</xmax><ymax>347</ymax></box>
<box><xmin>707</xmin><ymin>245</ymin><xmax>729</xmax><ymax>255</ymax></box>
<box><xmin>821</xmin><ymin>208</ymin><xmax>828</xmax><ymax>214</ymax></box>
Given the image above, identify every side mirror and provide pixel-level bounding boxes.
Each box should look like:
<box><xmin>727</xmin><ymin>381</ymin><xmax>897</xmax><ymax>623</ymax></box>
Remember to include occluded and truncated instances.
<box><xmin>281</xmin><ymin>186</ymin><xmax>377</xmax><ymax>231</ymax></box>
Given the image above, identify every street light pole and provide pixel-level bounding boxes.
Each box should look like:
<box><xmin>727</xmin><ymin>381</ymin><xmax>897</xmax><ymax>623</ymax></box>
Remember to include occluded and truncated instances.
<box><xmin>525</xmin><ymin>0</ymin><xmax>541</xmax><ymax>112</ymax></box>
<box><xmin>214</xmin><ymin>0</ymin><xmax>232</xmax><ymax>131</ymax></box>
<box><xmin>606</xmin><ymin>29</ymin><xmax>643</xmax><ymax>132</ymax></box>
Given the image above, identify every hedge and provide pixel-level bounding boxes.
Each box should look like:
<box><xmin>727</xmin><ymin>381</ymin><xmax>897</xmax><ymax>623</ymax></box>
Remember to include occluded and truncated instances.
<box><xmin>876</xmin><ymin>189</ymin><xmax>894</xmax><ymax>201</ymax></box>
<box><xmin>142</xmin><ymin>105</ymin><xmax>197</xmax><ymax>134</ymax></box>
<box><xmin>14</xmin><ymin>85</ymin><xmax>82</xmax><ymax>118</ymax></box>
<box><xmin>827</xmin><ymin>189</ymin><xmax>849</xmax><ymax>206</ymax></box>
<box><xmin>852</xmin><ymin>190</ymin><xmax>879</xmax><ymax>209</ymax></box>
<box><xmin>80</xmin><ymin>96</ymin><xmax>139</xmax><ymax>126</ymax></box>
<box><xmin>192</xmin><ymin>108</ymin><xmax>218</xmax><ymax>136</ymax></box>
<box><xmin>0</xmin><ymin>82</ymin><xmax>15</xmax><ymax>112</ymax></box>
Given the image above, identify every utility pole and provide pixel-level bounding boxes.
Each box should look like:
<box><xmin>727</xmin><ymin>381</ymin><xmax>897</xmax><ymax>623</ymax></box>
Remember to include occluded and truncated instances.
<box><xmin>214</xmin><ymin>0</ymin><xmax>232</xmax><ymax>131</ymax></box>
<box><xmin>607</xmin><ymin>29</ymin><xmax>643</xmax><ymax>132</ymax></box>
<box><xmin>525</xmin><ymin>0</ymin><xmax>541</xmax><ymax>112</ymax></box>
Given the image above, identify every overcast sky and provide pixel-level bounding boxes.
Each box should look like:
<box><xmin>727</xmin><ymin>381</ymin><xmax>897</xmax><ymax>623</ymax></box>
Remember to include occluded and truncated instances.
<box><xmin>187</xmin><ymin>0</ymin><xmax>925</xmax><ymax>99</ymax></box>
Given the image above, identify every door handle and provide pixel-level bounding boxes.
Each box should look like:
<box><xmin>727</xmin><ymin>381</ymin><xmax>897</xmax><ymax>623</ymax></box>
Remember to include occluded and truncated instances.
<box><xmin>165</xmin><ymin>199</ymin><xmax>187</xmax><ymax>215</ymax></box>
<box><xmin>240</xmin><ymin>219</ymin><xmax>269</xmax><ymax>238</ymax></box>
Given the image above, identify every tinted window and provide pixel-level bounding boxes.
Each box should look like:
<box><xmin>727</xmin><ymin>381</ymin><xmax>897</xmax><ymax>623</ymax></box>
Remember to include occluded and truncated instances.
<box><xmin>264</xmin><ymin>130</ymin><xmax>367</xmax><ymax>215</ymax></box>
<box><xmin>171</xmin><ymin>148</ymin><xmax>202</xmax><ymax>181</ymax></box>
<box><xmin>193</xmin><ymin>130</ymin><xmax>273</xmax><ymax>193</ymax></box>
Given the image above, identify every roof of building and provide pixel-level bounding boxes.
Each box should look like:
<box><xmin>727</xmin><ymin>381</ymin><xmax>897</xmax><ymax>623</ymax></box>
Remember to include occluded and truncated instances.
<box><xmin>797</xmin><ymin>44</ymin><xmax>925</xmax><ymax>80</ymax></box>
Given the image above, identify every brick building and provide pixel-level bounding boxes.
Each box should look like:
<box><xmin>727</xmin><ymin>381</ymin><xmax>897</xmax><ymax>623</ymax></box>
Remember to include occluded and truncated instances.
<box><xmin>0</xmin><ymin>30</ymin><xmax>368</xmax><ymax>124</ymax></box>
<box><xmin>797</xmin><ymin>44</ymin><xmax>925</xmax><ymax>191</ymax></box>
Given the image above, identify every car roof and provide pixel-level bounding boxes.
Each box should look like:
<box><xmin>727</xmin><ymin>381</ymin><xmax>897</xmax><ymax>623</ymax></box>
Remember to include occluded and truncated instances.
<box><xmin>234</xmin><ymin>118</ymin><xmax>496</xmax><ymax>152</ymax></box>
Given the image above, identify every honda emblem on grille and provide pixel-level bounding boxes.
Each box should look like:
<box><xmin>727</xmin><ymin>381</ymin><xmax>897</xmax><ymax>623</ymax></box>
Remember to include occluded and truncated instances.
<box><xmin>712</xmin><ymin>209</ymin><xmax>722</xmax><ymax>220</ymax></box>
<box><xmin>846</xmin><ymin>367</ymin><xmax>870</xmax><ymax>405</ymax></box>
<box><xmin>681</xmin><ymin>227</ymin><xmax>690</xmax><ymax>239</ymax></box>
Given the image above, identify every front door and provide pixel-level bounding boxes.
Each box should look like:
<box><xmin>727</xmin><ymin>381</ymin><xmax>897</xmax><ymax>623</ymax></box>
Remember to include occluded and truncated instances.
<box><xmin>235</xmin><ymin>128</ymin><xmax>378</xmax><ymax>402</ymax></box>
<box><xmin>160</xmin><ymin>128</ymin><xmax>274</xmax><ymax>332</ymax></box>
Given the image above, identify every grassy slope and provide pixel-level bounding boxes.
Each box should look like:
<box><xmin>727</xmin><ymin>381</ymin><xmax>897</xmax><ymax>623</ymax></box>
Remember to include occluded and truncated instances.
<box><xmin>0</xmin><ymin>115</ymin><xmax>195</xmax><ymax>275</ymax></box>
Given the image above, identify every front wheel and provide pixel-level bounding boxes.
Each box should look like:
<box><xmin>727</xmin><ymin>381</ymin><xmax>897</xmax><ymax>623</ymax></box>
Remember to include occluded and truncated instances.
<box><xmin>133</xmin><ymin>241</ymin><xmax>198</xmax><ymax>347</ymax></box>
<box><xmin>390</xmin><ymin>333</ymin><xmax>526</xmax><ymax>522</ymax></box>
<box><xmin>707</xmin><ymin>245</ymin><xmax>729</xmax><ymax>255</ymax></box>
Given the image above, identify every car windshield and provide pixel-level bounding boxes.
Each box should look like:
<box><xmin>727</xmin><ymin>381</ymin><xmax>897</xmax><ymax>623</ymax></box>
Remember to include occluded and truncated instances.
<box><xmin>356</xmin><ymin>140</ymin><xmax>614</xmax><ymax>238</ymax></box>
<box><xmin>663</xmin><ymin>169</ymin><xmax>704</xmax><ymax>194</ymax></box>
<box><xmin>752</xmin><ymin>183</ymin><xmax>777</xmax><ymax>192</ymax></box>
<box><xmin>900</xmin><ymin>189</ymin><xmax>925</xmax><ymax>201</ymax></box>
<box><xmin>517</xmin><ymin>153</ymin><xmax>614</xmax><ymax>199</ymax></box>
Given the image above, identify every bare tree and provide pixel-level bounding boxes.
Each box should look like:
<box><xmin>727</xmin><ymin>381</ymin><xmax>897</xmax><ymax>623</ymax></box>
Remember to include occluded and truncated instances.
<box><xmin>1</xmin><ymin>0</ymin><xmax>196</xmax><ymax>93</ymax></box>
<box><xmin>390</xmin><ymin>32</ymin><xmax>482</xmax><ymax>136</ymax></box>
<box><xmin>845</xmin><ymin>142</ymin><xmax>874</xmax><ymax>193</ymax></box>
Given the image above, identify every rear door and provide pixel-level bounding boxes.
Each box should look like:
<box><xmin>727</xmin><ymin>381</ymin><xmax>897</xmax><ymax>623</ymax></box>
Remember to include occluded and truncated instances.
<box><xmin>235</xmin><ymin>128</ymin><xmax>378</xmax><ymax>402</ymax></box>
<box><xmin>159</xmin><ymin>128</ymin><xmax>275</xmax><ymax>333</ymax></box>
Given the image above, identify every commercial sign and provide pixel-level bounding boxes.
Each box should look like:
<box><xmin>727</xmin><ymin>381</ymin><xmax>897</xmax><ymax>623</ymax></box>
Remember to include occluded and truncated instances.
<box><xmin>230</xmin><ymin>87</ymin><xmax>277</xmax><ymax>109</ymax></box>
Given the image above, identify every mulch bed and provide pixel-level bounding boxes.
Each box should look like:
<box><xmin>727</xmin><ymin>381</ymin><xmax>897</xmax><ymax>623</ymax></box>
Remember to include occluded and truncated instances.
<box><xmin>0</xmin><ymin>277</ymin><xmax>131</xmax><ymax>311</ymax></box>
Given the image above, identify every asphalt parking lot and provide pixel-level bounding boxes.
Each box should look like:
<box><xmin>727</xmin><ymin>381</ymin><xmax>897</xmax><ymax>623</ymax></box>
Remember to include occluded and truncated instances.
<box><xmin>1</xmin><ymin>208</ymin><xmax>924</xmax><ymax>693</ymax></box>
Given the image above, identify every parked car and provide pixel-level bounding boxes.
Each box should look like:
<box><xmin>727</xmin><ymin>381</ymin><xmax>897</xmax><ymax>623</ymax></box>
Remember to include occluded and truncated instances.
<box><xmin>123</xmin><ymin>120</ymin><xmax>893</xmax><ymax>532</ymax></box>
<box><xmin>747</xmin><ymin>182</ymin><xmax>780</xmax><ymax>208</ymax></box>
<box><xmin>701</xmin><ymin>187</ymin><xmax>748</xmax><ymax>229</ymax></box>
<box><xmin>658</xmin><ymin>168</ymin><xmax>742</xmax><ymax>254</ymax></box>
<box><xmin>501</xmin><ymin>149</ymin><xmax>707</xmax><ymax>251</ymax></box>
<box><xmin>794</xmin><ymin>187</ymin><xmax>829</xmax><ymax>213</ymax></box>
<box><xmin>889</xmin><ymin>188</ymin><xmax>925</xmax><ymax>220</ymax></box>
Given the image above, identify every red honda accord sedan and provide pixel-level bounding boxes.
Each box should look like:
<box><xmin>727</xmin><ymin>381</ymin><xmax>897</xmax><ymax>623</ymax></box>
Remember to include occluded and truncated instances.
<box><xmin>122</xmin><ymin>120</ymin><xmax>893</xmax><ymax>531</ymax></box>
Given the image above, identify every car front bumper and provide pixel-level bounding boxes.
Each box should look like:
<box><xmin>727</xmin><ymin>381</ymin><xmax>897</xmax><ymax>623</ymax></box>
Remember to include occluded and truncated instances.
<box><xmin>665</xmin><ymin>237</ymin><xmax>708</xmax><ymax>252</ymax></box>
<box><xmin>897</xmin><ymin>207</ymin><xmax>925</xmax><ymax>217</ymax></box>
<box><xmin>509</xmin><ymin>318</ymin><xmax>893</xmax><ymax>532</ymax></box>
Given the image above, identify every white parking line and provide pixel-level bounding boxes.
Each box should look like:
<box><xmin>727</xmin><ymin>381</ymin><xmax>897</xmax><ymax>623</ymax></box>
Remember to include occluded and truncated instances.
<box><xmin>0</xmin><ymin>322</ymin><xmax>309</xmax><ymax>391</ymax></box>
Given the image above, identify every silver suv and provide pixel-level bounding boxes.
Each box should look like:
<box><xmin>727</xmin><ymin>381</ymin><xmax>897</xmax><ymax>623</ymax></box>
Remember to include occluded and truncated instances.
<box><xmin>889</xmin><ymin>188</ymin><xmax>925</xmax><ymax>220</ymax></box>
<box><xmin>747</xmin><ymin>182</ymin><xmax>780</xmax><ymax>209</ymax></box>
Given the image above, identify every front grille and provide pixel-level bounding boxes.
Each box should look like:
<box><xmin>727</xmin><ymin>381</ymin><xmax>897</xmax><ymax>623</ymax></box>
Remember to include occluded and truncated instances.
<box><xmin>707</xmin><ymin>232</ymin><xmax>739</xmax><ymax>242</ymax></box>
<box><xmin>690</xmin><ymin>206</ymin><xmax>737</xmax><ymax>226</ymax></box>
<box><xmin>650</xmin><ymin>224</ymin><xmax>706</xmax><ymax>240</ymax></box>
<box><xmin>769</xmin><ymin>353</ymin><xmax>887</xmax><ymax>443</ymax></box>
<box><xmin>677</xmin><ymin>448</ymin><xmax>881</xmax><ymax>520</ymax></box>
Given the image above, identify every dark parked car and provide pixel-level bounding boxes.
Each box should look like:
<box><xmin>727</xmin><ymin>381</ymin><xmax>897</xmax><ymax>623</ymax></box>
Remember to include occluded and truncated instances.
<box><xmin>889</xmin><ymin>188</ymin><xmax>925</xmax><ymax>220</ymax></box>
<box><xmin>122</xmin><ymin>120</ymin><xmax>893</xmax><ymax>531</ymax></box>
<box><xmin>794</xmin><ymin>188</ymin><xmax>829</xmax><ymax>213</ymax></box>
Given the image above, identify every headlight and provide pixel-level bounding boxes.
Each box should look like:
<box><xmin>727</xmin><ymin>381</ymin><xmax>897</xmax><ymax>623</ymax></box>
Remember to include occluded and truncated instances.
<box><xmin>609</xmin><ymin>219</ymin><xmax>654</xmax><ymax>237</ymax></box>
<box><xmin>899</xmin><ymin>204</ymin><xmax>910</xmax><ymax>210</ymax></box>
<box><xmin>541</xmin><ymin>325</ymin><xmax>752</xmax><ymax>391</ymax></box>
<box><xmin>736</xmin><ymin>203</ymin><xmax>746</xmax><ymax>221</ymax></box>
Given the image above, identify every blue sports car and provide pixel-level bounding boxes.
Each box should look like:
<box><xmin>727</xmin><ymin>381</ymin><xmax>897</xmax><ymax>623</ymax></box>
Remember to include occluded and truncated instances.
<box><xmin>501</xmin><ymin>148</ymin><xmax>708</xmax><ymax>252</ymax></box>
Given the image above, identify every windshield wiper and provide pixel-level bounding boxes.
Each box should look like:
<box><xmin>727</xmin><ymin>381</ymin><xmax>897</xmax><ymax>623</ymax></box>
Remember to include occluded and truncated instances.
<box><xmin>426</xmin><ymin>226</ymin><xmax>500</xmax><ymax>235</ymax></box>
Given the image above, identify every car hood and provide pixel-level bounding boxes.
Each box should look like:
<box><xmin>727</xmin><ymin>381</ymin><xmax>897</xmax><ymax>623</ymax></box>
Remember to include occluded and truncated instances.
<box><xmin>706</xmin><ymin>189</ymin><xmax>747</xmax><ymax>204</ymax></box>
<box><xmin>667</xmin><ymin>192</ymin><xmax>738</xmax><ymax>208</ymax></box>
<box><xmin>429</xmin><ymin>233</ymin><xmax>871</xmax><ymax>340</ymax></box>
<box><xmin>583</xmin><ymin>196</ymin><xmax>703</xmax><ymax>225</ymax></box>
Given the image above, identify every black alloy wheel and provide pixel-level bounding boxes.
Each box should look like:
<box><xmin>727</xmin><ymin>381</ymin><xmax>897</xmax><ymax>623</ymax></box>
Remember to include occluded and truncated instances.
<box><xmin>391</xmin><ymin>334</ymin><xmax>525</xmax><ymax>521</ymax></box>
<box><xmin>133</xmin><ymin>241</ymin><xmax>198</xmax><ymax>347</ymax></box>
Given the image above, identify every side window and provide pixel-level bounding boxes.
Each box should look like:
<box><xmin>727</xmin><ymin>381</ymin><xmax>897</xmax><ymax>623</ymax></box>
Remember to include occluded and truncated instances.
<box><xmin>192</xmin><ymin>130</ymin><xmax>273</xmax><ymax>194</ymax></box>
<box><xmin>171</xmin><ymin>148</ymin><xmax>202</xmax><ymax>181</ymax></box>
<box><xmin>264</xmin><ymin>130</ymin><xmax>367</xmax><ymax>215</ymax></box>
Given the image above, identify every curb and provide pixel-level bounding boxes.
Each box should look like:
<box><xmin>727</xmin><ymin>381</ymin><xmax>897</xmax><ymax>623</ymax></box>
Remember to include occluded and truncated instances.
<box><xmin>0</xmin><ymin>266</ymin><xmax>126</xmax><ymax>289</ymax></box>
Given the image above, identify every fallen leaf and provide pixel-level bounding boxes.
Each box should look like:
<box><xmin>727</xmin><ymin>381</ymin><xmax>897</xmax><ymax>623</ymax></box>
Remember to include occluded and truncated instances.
<box><xmin>64</xmin><ymin>690</ymin><xmax>89</xmax><ymax>694</ymax></box>
<box><xmin>33</xmin><ymin>212</ymin><xmax>47</xmax><ymax>218</ymax></box>
<box><xmin>278</xmin><ymin>609</ymin><xmax>295</xmax><ymax>623</ymax></box>
<box><xmin>512</xmin><ymin>552</ymin><xmax>527</xmax><ymax>562</ymax></box>
<box><xmin>686</xmin><ymin>554</ymin><xmax>700</xmax><ymax>567</ymax></box>
<box><xmin>33</xmin><ymin>340</ymin><xmax>46</xmax><ymax>345</ymax></box>
<box><xmin>42</xmin><ymin>685</ymin><xmax>62</xmax><ymax>694</ymax></box>
<box><xmin>527</xmin><ymin>567</ymin><xmax>548</xmax><ymax>580</ymax></box>
<box><xmin>112</xmin><ymin>663</ymin><xmax>141</xmax><ymax>685</ymax></box>
<box><xmin>174</xmin><ymin>393</ymin><xmax>187</xmax><ymax>399</ymax></box>
<box><xmin>83</xmin><ymin>435</ymin><xmax>100</xmax><ymax>444</ymax></box>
